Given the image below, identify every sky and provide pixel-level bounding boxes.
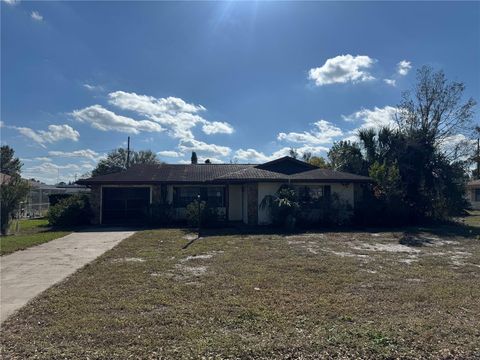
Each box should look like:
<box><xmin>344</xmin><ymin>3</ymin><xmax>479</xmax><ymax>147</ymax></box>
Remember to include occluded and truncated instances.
<box><xmin>1</xmin><ymin>1</ymin><xmax>479</xmax><ymax>184</ymax></box>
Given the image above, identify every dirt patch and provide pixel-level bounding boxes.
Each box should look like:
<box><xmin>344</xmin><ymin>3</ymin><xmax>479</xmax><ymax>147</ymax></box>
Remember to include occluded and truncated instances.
<box><xmin>351</xmin><ymin>242</ymin><xmax>421</xmax><ymax>254</ymax></box>
<box><xmin>112</xmin><ymin>257</ymin><xmax>146</xmax><ymax>263</ymax></box>
<box><xmin>175</xmin><ymin>264</ymin><xmax>207</xmax><ymax>277</ymax></box>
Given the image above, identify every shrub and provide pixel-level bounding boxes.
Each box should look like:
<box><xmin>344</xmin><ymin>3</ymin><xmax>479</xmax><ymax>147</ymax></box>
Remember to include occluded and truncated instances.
<box><xmin>47</xmin><ymin>194</ymin><xmax>93</xmax><ymax>227</ymax></box>
<box><xmin>297</xmin><ymin>194</ymin><xmax>353</xmax><ymax>228</ymax></box>
<box><xmin>260</xmin><ymin>185</ymin><xmax>300</xmax><ymax>229</ymax></box>
<box><xmin>185</xmin><ymin>200</ymin><xmax>219</xmax><ymax>228</ymax></box>
<box><xmin>48</xmin><ymin>193</ymin><xmax>72</xmax><ymax>206</ymax></box>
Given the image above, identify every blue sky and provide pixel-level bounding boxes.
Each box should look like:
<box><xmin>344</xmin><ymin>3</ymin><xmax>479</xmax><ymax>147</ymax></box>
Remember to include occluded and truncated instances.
<box><xmin>1</xmin><ymin>1</ymin><xmax>479</xmax><ymax>183</ymax></box>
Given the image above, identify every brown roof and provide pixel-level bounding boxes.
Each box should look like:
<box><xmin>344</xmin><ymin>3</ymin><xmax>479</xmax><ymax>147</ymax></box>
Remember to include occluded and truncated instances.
<box><xmin>77</xmin><ymin>157</ymin><xmax>371</xmax><ymax>185</ymax></box>
<box><xmin>467</xmin><ymin>180</ymin><xmax>480</xmax><ymax>187</ymax></box>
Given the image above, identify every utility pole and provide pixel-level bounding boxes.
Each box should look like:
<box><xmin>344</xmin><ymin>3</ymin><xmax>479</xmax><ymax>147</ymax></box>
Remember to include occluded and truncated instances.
<box><xmin>126</xmin><ymin>136</ymin><xmax>131</xmax><ymax>169</ymax></box>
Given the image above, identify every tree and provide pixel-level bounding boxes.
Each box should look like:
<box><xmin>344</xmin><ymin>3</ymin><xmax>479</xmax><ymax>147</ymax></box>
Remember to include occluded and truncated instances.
<box><xmin>0</xmin><ymin>147</ymin><xmax>30</xmax><ymax>234</ymax></box>
<box><xmin>289</xmin><ymin>148</ymin><xmax>299</xmax><ymax>159</ymax></box>
<box><xmin>328</xmin><ymin>141</ymin><xmax>366</xmax><ymax>175</ymax></box>
<box><xmin>91</xmin><ymin>148</ymin><xmax>160</xmax><ymax>177</ymax></box>
<box><xmin>204</xmin><ymin>159</ymin><xmax>211</xmax><ymax>164</ymax></box>
<box><xmin>308</xmin><ymin>156</ymin><xmax>329</xmax><ymax>168</ymax></box>
<box><xmin>396</xmin><ymin>65</ymin><xmax>476</xmax><ymax>157</ymax></box>
<box><xmin>191</xmin><ymin>151</ymin><xmax>198</xmax><ymax>164</ymax></box>
<box><xmin>1</xmin><ymin>145</ymin><xmax>22</xmax><ymax>176</ymax></box>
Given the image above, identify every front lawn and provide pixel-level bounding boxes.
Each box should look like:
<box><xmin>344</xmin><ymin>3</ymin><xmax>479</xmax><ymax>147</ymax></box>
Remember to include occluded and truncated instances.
<box><xmin>2</xmin><ymin>225</ymin><xmax>479</xmax><ymax>359</ymax></box>
<box><xmin>0</xmin><ymin>219</ymin><xmax>70</xmax><ymax>256</ymax></box>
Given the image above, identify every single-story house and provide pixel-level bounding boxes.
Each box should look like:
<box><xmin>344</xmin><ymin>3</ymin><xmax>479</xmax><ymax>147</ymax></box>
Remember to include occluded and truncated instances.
<box><xmin>467</xmin><ymin>180</ymin><xmax>480</xmax><ymax>210</ymax></box>
<box><xmin>77</xmin><ymin>156</ymin><xmax>371</xmax><ymax>225</ymax></box>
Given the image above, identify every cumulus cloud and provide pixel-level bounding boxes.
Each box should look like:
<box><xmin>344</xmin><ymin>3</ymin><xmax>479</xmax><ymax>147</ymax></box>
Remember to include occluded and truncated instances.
<box><xmin>106</xmin><ymin>91</ymin><xmax>234</xmax><ymax>140</ymax></box>
<box><xmin>157</xmin><ymin>150</ymin><xmax>182</xmax><ymax>158</ymax></box>
<box><xmin>202</xmin><ymin>121</ymin><xmax>234</xmax><ymax>135</ymax></box>
<box><xmin>397</xmin><ymin>60</ymin><xmax>412</xmax><ymax>76</ymax></box>
<box><xmin>383</xmin><ymin>78</ymin><xmax>396</xmax><ymax>87</ymax></box>
<box><xmin>342</xmin><ymin>105</ymin><xmax>399</xmax><ymax>141</ymax></box>
<box><xmin>233</xmin><ymin>145</ymin><xmax>328</xmax><ymax>163</ymax></box>
<box><xmin>277</xmin><ymin>120</ymin><xmax>343</xmax><ymax>145</ymax></box>
<box><xmin>308</xmin><ymin>55</ymin><xmax>376</xmax><ymax>86</ymax></box>
<box><xmin>178</xmin><ymin>138</ymin><xmax>231</xmax><ymax>157</ymax></box>
<box><xmin>22</xmin><ymin>161</ymin><xmax>95</xmax><ymax>184</ymax></box>
<box><xmin>14</xmin><ymin>124</ymin><xmax>80</xmax><ymax>147</ymax></box>
<box><xmin>30</xmin><ymin>11</ymin><xmax>43</xmax><ymax>21</ymax></box>
<box><xmin>48</xmin><ymin>149</ymin><xmax>103</xmax><ymax>161</ymax></box>
<box><xmin>72</xmin><ymin>105</ymin><xmax>164</xmax><ymax>134</ymax></box>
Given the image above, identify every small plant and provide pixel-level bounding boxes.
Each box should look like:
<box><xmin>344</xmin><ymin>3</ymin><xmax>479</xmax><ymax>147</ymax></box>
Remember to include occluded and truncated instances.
<box><xmin>185</xmin><ymin>200</ymin><xmax>219</xmax><ymax>228</ymax></box>
<box><xmin>260</xmin><ymin>185</ymin><xmax>299</xmax><ymax>229</ymax></box>
<box><xmin>47</xmin><ymin>194</ymin><xmax>93</xmax><ymax>227</ymax></box>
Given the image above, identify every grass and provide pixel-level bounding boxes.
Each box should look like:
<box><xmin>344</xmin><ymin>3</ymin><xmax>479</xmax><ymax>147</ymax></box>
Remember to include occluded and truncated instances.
<box><xmin>461</xmin><ymin>210</ymin><xmax>480</xmax><ymax>227</ymax></box>
<box><xmin>1</xmin><ymin>223</ymin><xmax>479</xmax><ymax>359</ymax></box>
<box><xmin>0</xmin><ymin>218</ymin><xmax>70</xmax><ymax>256</ymax></box>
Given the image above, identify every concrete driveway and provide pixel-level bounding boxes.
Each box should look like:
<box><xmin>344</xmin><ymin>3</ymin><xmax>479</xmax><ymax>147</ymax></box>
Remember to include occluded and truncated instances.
<box><xmin>1</xmin><ymin>229</ymin><xmax>135</xmax><ymax>323</ymax></box>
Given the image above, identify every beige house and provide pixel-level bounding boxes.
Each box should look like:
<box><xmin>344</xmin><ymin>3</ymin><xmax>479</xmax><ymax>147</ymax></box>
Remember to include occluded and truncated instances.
<box><xmin>77</xmin><ymin>157</ymin><xmax>371</xmax><ymax>225</ymax></box>
<box><xmin>467</xmin><ymin>180</ymin><xmax>480</xmax><ymax>210</ymax></box>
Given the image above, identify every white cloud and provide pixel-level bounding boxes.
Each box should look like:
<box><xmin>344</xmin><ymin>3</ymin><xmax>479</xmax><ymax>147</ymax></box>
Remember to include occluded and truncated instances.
<box><xmin>308</xmin><ymin>55</ymin><xmax>376</xmax><ymax>86</ymax></box>
<box><xmin>233</xmin><ymin>145</ymin><xmax>328</xmax><ymax>163</ymax></box>
<box><xmin>202</xmin><ymin>121</ymin><xmax>234</xmax><ymax>135</ymax></box>
<box><xmin>2</xmin><ymin>0</ymin><xmax>20</xmax><ymax>6</ymax></box>
<box><xmin>342</xmin><ymin>106</ymin><xmax>398</xmax><ymax>141</ymax></box>
<box><xmin>30</xmin><ymin>11</ymin><xmax>43</xmax><ymax>21</ymax></box>
<box><xmin>22</xmin><ymin>161</ymin><xmax>93</xmax><ymax>184</ymax></box>
<box><xmin>157</xmin><ymin>150</ymin><xmax>182</xmax><ymax>158</ymax></box>
<box><xmin>48</xmin><ymin>149</ymin><xmax>103</xmax><ymax>161</ymax></box>
<box><xmin>14</xmin><ymin>124</ymin><xmax>80</xmax><ymax>147</ymax></box>
<box><xmin>72</xmin><ymin>105</ymin><xmax>164</xmax><ymax>134</ymax></box>
<box><xmin>107</xmin><ymin>91</ymin><xmax>233</xmax><ymax>140</ymax></box>
<box><xmin>178</xmin><ymin>138</ymin><xmax>231</xmax><ymax>157</ymax></box>
<box><xmin>383</xmin><ymin>78</ymin><xmax>396</xmax><ymax>87</ymax></box>
<box><xmin>277</xmin><ymin>120</ymin><xmax>343</xmax><ymax>145</ymax></box>
<box><xmin>109</xmin><ymin>91</ymin><xmax>205</xmax><ymax>115</ymax></box>
<box><xmin>397</xmin><ymin>60</ymin><xmax>412</xmax><ymax>76</ymax></box>
<box><xmin>83</xmin><ymin>83</ymin><xmax>104</xmax><ymax>92</ymax></box>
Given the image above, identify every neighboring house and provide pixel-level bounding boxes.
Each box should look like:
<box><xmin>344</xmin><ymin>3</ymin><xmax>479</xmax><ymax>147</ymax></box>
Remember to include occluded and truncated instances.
<box><xmin>25</xmin><ymin>182</ymin><xmax>90</xmax><ymax>218</ymax></box>
<box><xmin>77</xmin><ymin>156</ymin><xmax>371</xmax><ymax>225</ymax></box>
<box><xmin>0</xmin><ymin>172</ymin><xmax>12</xmax><ymax>185</ymax></box>
<box><xmin>467</xmin><ymin>180</ymin><xmax>480</xmax><ymax>210</ymax></box>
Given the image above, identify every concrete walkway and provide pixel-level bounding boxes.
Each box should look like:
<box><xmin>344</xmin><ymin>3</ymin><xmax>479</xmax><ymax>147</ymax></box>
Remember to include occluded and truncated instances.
<box><xmin>1</xmin><ymin>229</ymin><xmax>135</xmax><ymax>323</ymax></box>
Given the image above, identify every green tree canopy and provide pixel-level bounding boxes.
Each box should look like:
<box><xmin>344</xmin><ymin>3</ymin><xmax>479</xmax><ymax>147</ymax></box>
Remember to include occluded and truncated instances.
<box><xmin>91</xmin><ymin>148</ymin><xmax>160</xmax><ymax>177</ymax></box>
<box><xmin>1</xmin><ymin>145</ymin><xmax>22</xmax><ymax>176</ymax></box>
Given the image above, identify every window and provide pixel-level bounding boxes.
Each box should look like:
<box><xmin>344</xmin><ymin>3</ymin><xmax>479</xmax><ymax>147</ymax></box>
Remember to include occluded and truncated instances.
<box><xmin>175</xmin><ymin>187</ymin><xmax>200</xmax><ymax>207</ymax></box>
<box><xmin>475</xmin><ymin>189</ymin><xmax>480</xmax><ymax>202</ymax></box>
<box><xmin>207</xmin><ymin>187</ymin><xmax>225</xmax><ymax>207</ymax></box>
<box><xmin>174</xmin><ymin>186</ymin><xmax>225</xmax><ymax>207</ymax></box>
<box><xmin>294</xmin><ymin>185</ymin><xmax>326</xmax><ymax>202</ymax></box>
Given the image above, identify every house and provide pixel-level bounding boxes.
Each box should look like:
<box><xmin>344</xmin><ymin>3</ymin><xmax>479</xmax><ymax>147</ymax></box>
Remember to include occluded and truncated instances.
<box><xmin>77</xmin><ymin>156</ymin><xmax>371</xmax><ymax>225</ymax></box>
<box><xmin>467</xmin><ymin>180</ymin><xmax>480</xmax><ymax>210</ymax></box>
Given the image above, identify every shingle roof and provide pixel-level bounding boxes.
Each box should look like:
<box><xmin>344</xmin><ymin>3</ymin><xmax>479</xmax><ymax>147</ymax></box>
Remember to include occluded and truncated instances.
<box><xmin>467</xmin><ymin>180</ymin><xmax>480</xmax><ymax>187</ymax></box>
<box><xmin>77</xmin><ymin>157</ymin><xmax>372</xmax><ymax>185</ymax></box>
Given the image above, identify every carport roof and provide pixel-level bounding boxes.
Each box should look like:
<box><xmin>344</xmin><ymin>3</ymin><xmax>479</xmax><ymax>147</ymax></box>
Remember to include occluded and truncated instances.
<box><xmin>77</xmin><ymin>156</ymin><xmax>371</xmax><ymax>185</ymax></box>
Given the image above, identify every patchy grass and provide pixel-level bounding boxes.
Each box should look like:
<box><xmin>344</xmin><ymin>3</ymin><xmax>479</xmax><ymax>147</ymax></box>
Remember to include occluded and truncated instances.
<box><xmin>0</xmin><ymin>219</ymin><xmax>70</xmax><ymax>256</ymax></box>
<box><xmin>461</xmin><ymin>210</ymin><xmax>480</xmax><ymax>228</ymax></box>
<box><xmin>1</xmin><ymin>226</ymin><xmax>479</xmax><ymax>359</ymax></box>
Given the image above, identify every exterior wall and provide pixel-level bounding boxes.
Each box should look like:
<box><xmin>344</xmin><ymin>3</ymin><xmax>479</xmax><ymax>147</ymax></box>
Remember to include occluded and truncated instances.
<box><xmin>246</xmin><ymin>183</ymin><xmax>258</xmax><ymax>225</ymax></box>
<box><xmin>228</xmin><ymin>185</ymin><xmax>243</xmax><ymax>221</ymax></box>
<box><xmin>90</xmin><ymin>185</ymin><xmax>101</xmax><ymax>225</ymax></box>
<box><xmin>468</xmin><ymin>187</ymin><xmax>480</xmax><ymax>210</ymax></box>
<box><xmin>242</xmin><ymin>185</ymin><xmax>248</xmax><ymax>224</ymax></box>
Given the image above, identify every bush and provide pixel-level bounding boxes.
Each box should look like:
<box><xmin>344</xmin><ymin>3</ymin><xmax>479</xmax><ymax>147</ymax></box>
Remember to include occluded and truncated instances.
<box><xmin>185</xmin><ymin>200</ymin><xmax>220</xmax><ymax>228</ymax></box>
<box><xmin>297</xmin><ymin>194</ymin><xmax>353</xmax><ymax>228</ymax></box>
<box><xmin>48</xmin><ymin>193</ymin><xmax>72</xmax><ymax>206</ymax></box>
<box><xmin>47</xmin><ymin>194</ymin><xmax>93</xmax><ymax>227</ymax></box>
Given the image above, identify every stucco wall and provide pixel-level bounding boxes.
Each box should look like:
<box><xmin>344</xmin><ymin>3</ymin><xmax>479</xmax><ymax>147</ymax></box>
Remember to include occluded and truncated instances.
<box><xmin>228</xmin><ymin>185</ymin><xmax>243</xmax><ymax>221</ymax></box>
<box><xmin>468</xmin><ymin>188</ymin><xmax>480</xmax><ymax>210</ymax></box>
<box><xmin>89</xmin><ymin>185</ymin><xmax>101</xmax><ymax>225</ymax></box>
